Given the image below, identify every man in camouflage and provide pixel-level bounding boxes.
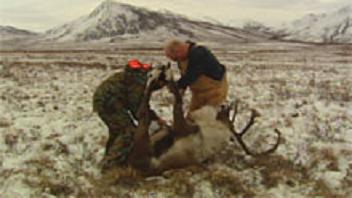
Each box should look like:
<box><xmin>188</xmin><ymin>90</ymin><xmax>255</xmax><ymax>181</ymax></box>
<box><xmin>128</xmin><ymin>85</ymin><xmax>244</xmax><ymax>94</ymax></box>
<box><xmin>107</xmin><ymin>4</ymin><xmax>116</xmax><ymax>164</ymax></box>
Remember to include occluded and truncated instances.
<box><xmin>93</xmin><ymin>62</ymin><xmax>163</xmax><ymax>170</ymax></box>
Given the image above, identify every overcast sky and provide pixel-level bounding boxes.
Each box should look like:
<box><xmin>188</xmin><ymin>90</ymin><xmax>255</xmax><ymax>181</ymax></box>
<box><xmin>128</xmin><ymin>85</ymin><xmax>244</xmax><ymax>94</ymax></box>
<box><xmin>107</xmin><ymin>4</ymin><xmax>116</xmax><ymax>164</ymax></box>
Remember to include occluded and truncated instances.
<box><xmin>0</xmin><ymin>0</ymin><xmax>350</xmax><ymax>32</ymax></box>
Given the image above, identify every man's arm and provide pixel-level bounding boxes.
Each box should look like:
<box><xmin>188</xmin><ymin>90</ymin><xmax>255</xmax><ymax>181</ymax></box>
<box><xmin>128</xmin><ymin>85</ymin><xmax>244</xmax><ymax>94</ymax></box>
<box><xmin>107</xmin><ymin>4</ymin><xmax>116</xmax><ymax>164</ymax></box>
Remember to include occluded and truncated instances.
<box><xmin>177</xmin><ymin>46</ymin><xmax>225</xmax><ymax>90</ymax></box>
<box><xmin>177</xmin><ymin>47</ymin><xmax>206</xmax><ymax>89</ymax></box>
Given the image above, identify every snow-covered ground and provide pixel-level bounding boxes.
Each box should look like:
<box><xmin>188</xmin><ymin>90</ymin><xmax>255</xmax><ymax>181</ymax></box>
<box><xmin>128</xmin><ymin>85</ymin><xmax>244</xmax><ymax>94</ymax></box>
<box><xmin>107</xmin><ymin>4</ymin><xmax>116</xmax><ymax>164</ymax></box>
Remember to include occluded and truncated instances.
<box><xmin>0</xmin><ymin>43</ymin><xmax>351</xmax><ymax>197</ymax></box>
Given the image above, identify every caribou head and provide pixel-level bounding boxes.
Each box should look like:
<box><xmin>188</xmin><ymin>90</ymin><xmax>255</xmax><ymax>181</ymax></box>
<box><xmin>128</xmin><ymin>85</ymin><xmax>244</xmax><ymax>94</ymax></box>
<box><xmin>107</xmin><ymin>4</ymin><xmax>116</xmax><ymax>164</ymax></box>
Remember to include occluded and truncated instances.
<box><xmin>144</xmin><ymin>62</ymin><xmax>173</xmax><ymax>95</ymax></box>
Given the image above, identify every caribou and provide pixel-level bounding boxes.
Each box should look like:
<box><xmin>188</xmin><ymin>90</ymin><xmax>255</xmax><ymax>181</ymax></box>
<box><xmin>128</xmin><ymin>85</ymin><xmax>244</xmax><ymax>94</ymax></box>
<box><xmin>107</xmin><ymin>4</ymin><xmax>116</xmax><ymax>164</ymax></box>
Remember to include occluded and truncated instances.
<box><xmin>127</xmin><ymin>63</ymin><xmax>281</xmax><ymax>175</ymax></box>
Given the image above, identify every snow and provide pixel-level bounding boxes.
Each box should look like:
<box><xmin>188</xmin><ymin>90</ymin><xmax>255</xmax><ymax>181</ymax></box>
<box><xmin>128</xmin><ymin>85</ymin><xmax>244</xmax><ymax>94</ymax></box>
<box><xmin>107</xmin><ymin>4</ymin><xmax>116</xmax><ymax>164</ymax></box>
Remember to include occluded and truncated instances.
<box><xmin>282</xmin><ymin>5</ymin><xmax>352</xmax><ymax>43</ymax></box>
<box><xmin>0</xmin><ymin>26</ymin><xmax>38</xmax><ymax>41</ymax></box>
<box><xmin>41</xmin><ymin>0</ymin><xmax>267</xmax><ymax>44</ymax></box>
<box><xmin>0</xmin><ymin>42</ymin><xmax>351</xmax><ymax>197</ymax></box>
<box><xmin>45</xmin><ymin>1</ymin><xmax>140</xmax><ymax>41</ymax></box>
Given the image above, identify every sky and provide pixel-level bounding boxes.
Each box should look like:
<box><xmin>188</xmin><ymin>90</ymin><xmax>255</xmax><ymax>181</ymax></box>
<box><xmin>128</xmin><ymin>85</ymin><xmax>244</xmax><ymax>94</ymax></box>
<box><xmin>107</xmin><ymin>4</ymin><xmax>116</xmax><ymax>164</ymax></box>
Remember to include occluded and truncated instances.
<box><xmin>0</xmin><ymin>0</ymin><xmax>350</xmax><ymax>32</ymax></box>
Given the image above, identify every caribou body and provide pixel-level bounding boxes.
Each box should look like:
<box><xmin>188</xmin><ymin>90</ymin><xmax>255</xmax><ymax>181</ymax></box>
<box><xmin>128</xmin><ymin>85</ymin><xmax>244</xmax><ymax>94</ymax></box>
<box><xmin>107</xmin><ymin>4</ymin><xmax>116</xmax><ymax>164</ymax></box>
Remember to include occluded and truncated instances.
<box><xmin>126</xmin><ymin>63</ymin><xmax>280</xmax><ymax>175</ymax></box>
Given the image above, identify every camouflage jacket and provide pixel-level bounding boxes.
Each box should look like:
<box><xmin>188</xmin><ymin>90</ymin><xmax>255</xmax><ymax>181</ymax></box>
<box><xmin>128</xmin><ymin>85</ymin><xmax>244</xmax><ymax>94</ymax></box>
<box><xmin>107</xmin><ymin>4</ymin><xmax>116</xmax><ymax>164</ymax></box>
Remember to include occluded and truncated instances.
<box><xmin>93</xmin><ymin>66</ymin><xmax>149</xmax><ymax>122</ymax></box>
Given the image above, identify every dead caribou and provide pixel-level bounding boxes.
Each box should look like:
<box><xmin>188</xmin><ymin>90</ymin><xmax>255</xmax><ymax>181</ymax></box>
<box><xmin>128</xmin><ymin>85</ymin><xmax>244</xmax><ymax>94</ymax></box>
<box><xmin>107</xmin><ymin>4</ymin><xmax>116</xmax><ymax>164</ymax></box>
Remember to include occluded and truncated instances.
<box><xmin>128</xmin><ymin>63</ymin><xmax>281</xmax><ymax>175</ymax></box>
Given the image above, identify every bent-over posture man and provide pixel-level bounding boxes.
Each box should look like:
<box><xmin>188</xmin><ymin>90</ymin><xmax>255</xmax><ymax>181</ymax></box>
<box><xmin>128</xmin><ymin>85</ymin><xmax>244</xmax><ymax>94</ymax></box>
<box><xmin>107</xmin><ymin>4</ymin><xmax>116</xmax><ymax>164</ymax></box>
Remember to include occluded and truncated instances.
<box><xmin>164</xmin><ymin>40</ymin><xmax>228</xmax><ymax>113</ymax></box>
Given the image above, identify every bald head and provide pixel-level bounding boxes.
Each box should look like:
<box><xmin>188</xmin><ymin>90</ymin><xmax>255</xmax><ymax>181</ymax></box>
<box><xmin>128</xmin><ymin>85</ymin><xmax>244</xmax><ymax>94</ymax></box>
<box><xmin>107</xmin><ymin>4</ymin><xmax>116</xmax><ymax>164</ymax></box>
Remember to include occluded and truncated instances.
<box><xmin>164</xmin><ymin>39</ymin><xmax>190</xmax><ymax>62</ymax></box>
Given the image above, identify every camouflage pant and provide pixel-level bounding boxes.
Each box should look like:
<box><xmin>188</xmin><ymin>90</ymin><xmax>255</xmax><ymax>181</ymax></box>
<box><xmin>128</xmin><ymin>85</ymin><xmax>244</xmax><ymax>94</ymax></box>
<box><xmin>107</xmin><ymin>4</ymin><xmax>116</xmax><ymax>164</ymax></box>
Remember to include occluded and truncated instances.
<box><xmin>98</xmin><ymin>108</ymin><xmax>136</xmax><ymax>169</ymax></box>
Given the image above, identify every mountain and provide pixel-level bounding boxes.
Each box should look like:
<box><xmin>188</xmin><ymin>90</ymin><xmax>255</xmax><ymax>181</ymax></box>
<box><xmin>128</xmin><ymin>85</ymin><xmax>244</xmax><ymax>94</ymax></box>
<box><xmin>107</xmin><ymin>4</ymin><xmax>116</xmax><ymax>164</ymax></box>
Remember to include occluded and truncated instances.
<box><xmin>44</xmin><ymin>0</ymin><xmax>268</xmax><ymax>43</ymax></box>
<box><xmin>280</xmin><ymin>5</ymin><xmax>352</xmax><ymax>43</ymax></box>
<box><xmin>0</xmin><ymin>25</ymin><xmax>38</xmax><ymax>40</ymax></box>
<box><xmin>242</xmin><ymin>21</ymin><xmax>288</xmax><ymax>40</ymax></box>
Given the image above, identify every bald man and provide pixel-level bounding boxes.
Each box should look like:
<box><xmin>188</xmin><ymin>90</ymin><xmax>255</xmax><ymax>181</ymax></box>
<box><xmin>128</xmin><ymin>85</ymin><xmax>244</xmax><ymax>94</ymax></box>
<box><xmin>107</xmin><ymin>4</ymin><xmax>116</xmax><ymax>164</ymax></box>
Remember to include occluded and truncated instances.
<box><xmin>164</xmin><ymin>40</ymin><xmax>228</xmax><ymax>113</ymax></box>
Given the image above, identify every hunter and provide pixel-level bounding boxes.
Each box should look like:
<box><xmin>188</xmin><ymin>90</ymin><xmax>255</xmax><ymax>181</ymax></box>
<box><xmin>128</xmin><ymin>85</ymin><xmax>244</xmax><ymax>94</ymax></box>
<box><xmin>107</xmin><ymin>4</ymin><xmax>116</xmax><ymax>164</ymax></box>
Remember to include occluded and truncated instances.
<box><xmin>164</xmin><ymin>39</ymin><xmax>228</xmax><ymax>113</ymax></box>
<box><xmin>93</xmin><ymin>60</ymin><xmax>167</xmax><ymax>171</ymax></box>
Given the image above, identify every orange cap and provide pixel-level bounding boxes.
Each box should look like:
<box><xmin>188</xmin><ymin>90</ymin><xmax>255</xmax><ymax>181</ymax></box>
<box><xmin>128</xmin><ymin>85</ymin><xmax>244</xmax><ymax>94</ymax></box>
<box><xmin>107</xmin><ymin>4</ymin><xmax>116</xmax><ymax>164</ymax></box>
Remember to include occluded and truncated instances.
<box><xmin>128</xmin><ymin>59</ymin><xmax>151</xmax><ymax>70</ymax></box>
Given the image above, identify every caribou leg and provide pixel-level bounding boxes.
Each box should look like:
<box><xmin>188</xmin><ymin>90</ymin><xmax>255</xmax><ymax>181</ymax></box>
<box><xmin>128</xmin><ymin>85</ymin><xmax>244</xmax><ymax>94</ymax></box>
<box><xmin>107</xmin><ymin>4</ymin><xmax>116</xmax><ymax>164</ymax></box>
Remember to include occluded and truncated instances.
<box><xmin>127</xmin><ymin>86</ymin><xmax>154</xmax><ymax>172</ymax></box>
<box><xmin>168</xmin><ymin>81</ymin><xmax>199</xmax><ymax>138</ymax></box>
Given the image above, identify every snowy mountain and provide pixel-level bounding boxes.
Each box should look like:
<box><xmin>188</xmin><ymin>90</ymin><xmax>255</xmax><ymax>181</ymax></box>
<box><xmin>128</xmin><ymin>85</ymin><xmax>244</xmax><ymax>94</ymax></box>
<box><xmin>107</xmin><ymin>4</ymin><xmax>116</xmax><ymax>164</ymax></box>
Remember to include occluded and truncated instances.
<box><xmin>44</xmin><ymin>0</ymin><xmax>268</xmax><ymax>43</ymax></box>
<box><xmin>242</xmin><ymin>21</ymin><xmax>288</xmax><ymax>40</ymax></box>
<box><xmin>0</xmin><ymin>25</ymin><xmax>38</xmax><ymax>40</ymax></box>
<box><xmin>281</xmin><ymin>5</ymin><xmax>352</xmax><ymax>43</ymax></box>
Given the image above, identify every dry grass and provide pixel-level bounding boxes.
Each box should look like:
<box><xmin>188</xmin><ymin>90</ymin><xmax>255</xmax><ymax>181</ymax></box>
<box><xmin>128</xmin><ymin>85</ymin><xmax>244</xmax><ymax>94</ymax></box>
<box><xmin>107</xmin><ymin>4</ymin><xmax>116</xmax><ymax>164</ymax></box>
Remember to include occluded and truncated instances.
<box><xmin>0</xmin><ymin>43</ymin><xmax>351</xmax><ymax>197</ymax></box>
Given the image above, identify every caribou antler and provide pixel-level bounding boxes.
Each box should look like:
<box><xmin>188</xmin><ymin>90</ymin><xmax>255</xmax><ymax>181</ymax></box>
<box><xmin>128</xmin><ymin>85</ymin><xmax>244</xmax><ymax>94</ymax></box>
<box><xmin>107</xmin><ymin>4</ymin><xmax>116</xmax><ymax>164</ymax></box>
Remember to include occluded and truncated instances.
<box><xmin>217</xmin><ymin>101</ymin><xmax>281</xmax><ymax>156</ymax></box>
